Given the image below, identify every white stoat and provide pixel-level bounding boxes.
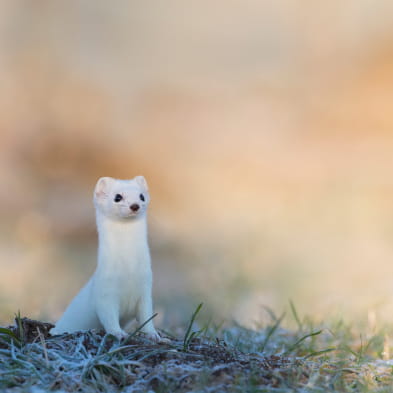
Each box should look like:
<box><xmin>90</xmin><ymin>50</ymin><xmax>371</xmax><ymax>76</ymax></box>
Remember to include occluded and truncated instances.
<box><xmin>51</xmin><ymin>176</ymin><xmax>161</xmax><ymax>341</ymax></box>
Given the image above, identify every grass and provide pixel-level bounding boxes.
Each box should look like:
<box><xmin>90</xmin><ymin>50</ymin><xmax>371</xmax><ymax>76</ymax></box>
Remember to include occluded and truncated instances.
<box><xmin>1</xmin><ymin>305</ymin><xmax>393</xmax><ymax>392</ymax></box>
<box><xmin>183</xmin><ymin>302</ymin><xmax>204</xmax><ymax>351</ymax></box>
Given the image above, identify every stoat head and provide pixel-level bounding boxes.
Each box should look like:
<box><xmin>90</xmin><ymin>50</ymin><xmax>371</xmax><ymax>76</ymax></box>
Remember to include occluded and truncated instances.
<box><xmin>93</xmin><ymin>176</ymin><xmax>150</xmax><ymax>220</ymax></box>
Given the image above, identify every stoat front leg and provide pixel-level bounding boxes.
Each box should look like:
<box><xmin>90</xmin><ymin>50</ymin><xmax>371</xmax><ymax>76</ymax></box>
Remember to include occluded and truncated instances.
<box><xmin>136</xmin><ymin>289</ymin><xmax>161</xmax><ymax>342</ymax></box>
<box><xmin>95</xmin><ymin>298</ymin><xmax>127</xmax><ymax>340</ymax></box>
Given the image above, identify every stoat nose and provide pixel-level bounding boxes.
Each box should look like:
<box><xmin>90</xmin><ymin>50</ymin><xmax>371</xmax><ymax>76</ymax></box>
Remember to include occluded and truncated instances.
<box><xmin>130</xmin><ymin>203</ymin><xmax>140</xmax><ymax>212</ymax></box>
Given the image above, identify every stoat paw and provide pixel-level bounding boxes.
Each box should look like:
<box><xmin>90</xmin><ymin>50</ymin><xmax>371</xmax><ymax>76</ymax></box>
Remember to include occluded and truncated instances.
<box><xmin>107</xmin><ymin>329</ymin><xmax>128</xmax><ymax>340</ymax></box>
<box><xmin>145</xmin><ymin>330</ymin><xmax>170</xmax><ymax>344</ymax></box>
<box><xmin>158</xmin><ymin>336</ymin><xmax>171</xmax><ymax>344</ymax></box>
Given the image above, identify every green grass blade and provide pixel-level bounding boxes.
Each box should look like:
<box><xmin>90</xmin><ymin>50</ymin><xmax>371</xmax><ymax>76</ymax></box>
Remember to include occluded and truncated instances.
<box><xmin>260</xmin><ymin>312</ymin><xmax>285</xmax><ymax>353</ymax></box>
<box><xmin>14</xmin><ymin>311</ymin><xmax>25</xmax><ymax>346</ymax></box>
<box><xmin>183</xmin><ymin>303</ymin><xmax>203</xmax><ymax>350</ymax></box>
<box><xmin>123</xmin><ymin>313</ymin><xmax>158</xmax><ymax>344</ymax></box>
<box><xmin>283</xmin><ymin>330</ymin><xmax>323</xmax><ymax>355</ymax></box>
<box><xmin>0</xmin><ymin>327</ymin><xmax>19</xmax><ymax>342</ymax></box>
<box><xmin>261</xmin><ymin>305</ymin><xmax>278</xmax><ymax>322</ymax></box>
<box><xmin>289</xmin><ymin>300</ymin><xmax>303</xmax><ymax>330</ymax></box>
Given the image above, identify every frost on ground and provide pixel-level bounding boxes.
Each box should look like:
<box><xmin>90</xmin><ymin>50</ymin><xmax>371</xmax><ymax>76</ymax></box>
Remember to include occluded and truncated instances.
<box><xmin>1</xmin><ymin>317</ymin><xmax>393</xmax><ymax>392</ymax></box>
<box><xmin>0</xmin><ymin>317</ymin><xmax>298</xmax><ymax>392</ymax></box>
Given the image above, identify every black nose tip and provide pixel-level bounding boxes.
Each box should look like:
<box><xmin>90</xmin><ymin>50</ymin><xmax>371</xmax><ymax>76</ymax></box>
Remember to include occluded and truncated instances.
<box><xmin>130</xmin><ymin>203</ymin><xmax>140</xmax><ymax>212</ymax></box>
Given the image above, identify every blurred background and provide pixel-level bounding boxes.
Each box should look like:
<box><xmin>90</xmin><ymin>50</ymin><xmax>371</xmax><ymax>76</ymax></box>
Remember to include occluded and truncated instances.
<box><xmin>1</xmin><ymin>0</ymin><xmax>393</xmax><ymax>329</ymax></box>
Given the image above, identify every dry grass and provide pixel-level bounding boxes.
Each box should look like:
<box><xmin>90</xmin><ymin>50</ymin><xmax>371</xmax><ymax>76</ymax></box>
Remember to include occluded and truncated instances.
<box><xmin>2</xmin><ymin>307</ymin><xmax>393</xmax><ymax>392</ymax></box>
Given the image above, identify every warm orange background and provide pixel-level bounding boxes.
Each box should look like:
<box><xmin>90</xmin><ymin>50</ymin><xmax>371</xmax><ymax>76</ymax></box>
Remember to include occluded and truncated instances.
<box><xmin>1</xmin><ymin>1</ymin><xmax>393</xmax><ymax>327</ymax></box>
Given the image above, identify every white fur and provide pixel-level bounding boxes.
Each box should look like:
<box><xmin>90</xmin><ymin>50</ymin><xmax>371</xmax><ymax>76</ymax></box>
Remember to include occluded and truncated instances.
<box><xmin>51</xmin><ymin>176</ymin><xmax>160</xmax><ymax>341</ymax></box>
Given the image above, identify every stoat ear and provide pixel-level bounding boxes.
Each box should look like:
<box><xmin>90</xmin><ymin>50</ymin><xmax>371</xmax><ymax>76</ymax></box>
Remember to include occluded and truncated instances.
<box><xmin>94</xmin><ymin>177</ymin><xmax>114</xmax><ymax>199</ymax></box>
<box><xmin>134</xmin><ymin>175</ymin><xmax>148</xmax><ymax>190</ymax></box>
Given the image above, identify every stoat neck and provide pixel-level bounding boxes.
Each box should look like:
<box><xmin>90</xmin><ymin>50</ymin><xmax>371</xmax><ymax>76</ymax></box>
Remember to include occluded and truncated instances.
<box><xmin>95</xmin><ymin>211</ymin><xmax>148</xmax><ymax>268</ymax></box>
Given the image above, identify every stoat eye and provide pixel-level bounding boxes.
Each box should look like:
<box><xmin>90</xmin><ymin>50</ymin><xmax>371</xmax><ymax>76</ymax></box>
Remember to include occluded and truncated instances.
<box><xmin>114</xmin><ymin>194</ymin><xmax>123</xmax><ymax>202</ymax></box>
<box><xmin>139</xmin><ymin>193</ymin><xmax>145</xmax><ymax>202</ymax></box>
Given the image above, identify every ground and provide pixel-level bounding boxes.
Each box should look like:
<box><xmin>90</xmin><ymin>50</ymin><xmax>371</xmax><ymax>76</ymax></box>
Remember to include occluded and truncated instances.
<box><xmin>1</xmin><ymin>313</ymin><xmax>393</xmax><ymax>393</ymax></box>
